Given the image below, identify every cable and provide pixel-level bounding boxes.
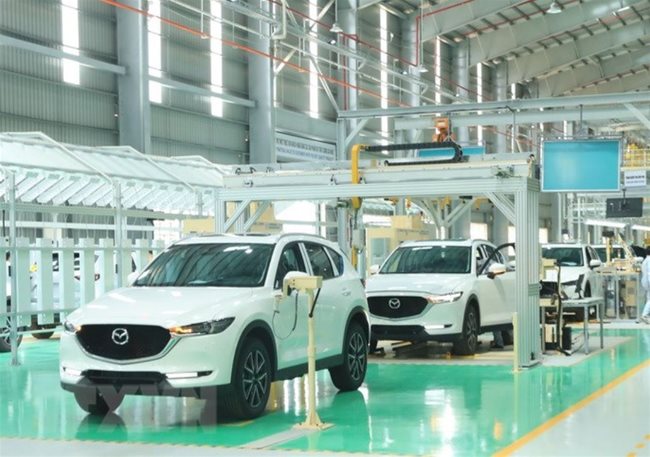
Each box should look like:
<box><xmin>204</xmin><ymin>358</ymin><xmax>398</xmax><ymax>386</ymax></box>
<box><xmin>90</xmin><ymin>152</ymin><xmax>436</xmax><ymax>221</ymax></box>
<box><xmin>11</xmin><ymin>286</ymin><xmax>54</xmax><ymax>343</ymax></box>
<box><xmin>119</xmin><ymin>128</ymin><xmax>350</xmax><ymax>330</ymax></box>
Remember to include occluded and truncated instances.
<box><xmin>272</xmin><ymin>290</ymin><xmax>299</xmax><ymax>340</ymax></box>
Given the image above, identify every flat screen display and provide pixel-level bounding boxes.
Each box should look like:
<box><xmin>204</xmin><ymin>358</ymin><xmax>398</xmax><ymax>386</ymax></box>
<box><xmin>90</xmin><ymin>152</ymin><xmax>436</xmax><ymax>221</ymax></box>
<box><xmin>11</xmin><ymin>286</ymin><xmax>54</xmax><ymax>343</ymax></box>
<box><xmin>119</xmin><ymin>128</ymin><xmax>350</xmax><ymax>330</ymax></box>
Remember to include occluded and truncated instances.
<box><xmin>542</xmin><ymin>139</ymin><xmax>621</xmax><ymax>192</ymax></box>
<box><xmin>605</xmin><ymin>198</ymin><xmax>643</xmax><ymax>218</ymax></box>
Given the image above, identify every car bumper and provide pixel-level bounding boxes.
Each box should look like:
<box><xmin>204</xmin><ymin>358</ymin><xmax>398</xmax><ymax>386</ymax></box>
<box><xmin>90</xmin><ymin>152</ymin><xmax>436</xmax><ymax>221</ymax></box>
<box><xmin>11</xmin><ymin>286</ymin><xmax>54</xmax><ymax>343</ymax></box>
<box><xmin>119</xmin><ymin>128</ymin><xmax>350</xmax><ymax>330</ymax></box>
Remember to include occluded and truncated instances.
<box><xmin>59</xmin><ymin>331</ymin><xmax>236</xmax><ymax>394</ymax></box>
<box><xmin>369</xmin><ymin>300</ymin><xmax>464</xmax><ymax>341</ymax></box>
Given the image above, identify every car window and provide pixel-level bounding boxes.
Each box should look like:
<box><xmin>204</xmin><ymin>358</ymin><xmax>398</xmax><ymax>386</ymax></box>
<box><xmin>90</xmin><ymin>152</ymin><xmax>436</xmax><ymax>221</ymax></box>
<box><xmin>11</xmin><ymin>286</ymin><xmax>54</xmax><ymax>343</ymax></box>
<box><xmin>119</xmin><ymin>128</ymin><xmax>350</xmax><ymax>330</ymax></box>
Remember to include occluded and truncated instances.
<box><xmin>482</xmin><ymin>245</ymin><xmax>496</xmax><ymax>272</ymax></box>
<box><xmin>380</xmin><ymin>245</ymin><xmax>471</xmax><ymax>274</ymax></box>
<box><xmin>325</xmin><ymin>247</ymin><xmax>344</xmax><ymax>277</ymax></box>
<box><xmin>133</xmin><ymin>243</ymin><xmax>273</xmax><ymax>288</ymax></box>
<box><xmin>304</xmin><ymin>243</ymin><xmax>335</xmax><ymax>280</ymax></box>
<box><xmin>542</xmin><ymin>247</ymin><xmax>583</xmax><ymax>267</ymax></box>
<box><xmin>475</xmin><ymin>246</ymin><xmax>486</xmax><ymax>273</ymax></box>
<box><xmin>274</xmin><ymin>243</ymin><xmax>307</xmax><ymax>289</ymax></box>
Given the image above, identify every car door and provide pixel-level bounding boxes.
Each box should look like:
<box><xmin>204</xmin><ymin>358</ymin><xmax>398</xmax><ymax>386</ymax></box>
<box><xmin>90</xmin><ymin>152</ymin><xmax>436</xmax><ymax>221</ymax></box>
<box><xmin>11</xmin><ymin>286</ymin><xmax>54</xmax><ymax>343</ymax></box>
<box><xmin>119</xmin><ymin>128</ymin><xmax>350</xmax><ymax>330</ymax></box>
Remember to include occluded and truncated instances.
<box><xmin>272</xmin><ymin>242</ymin><xmax>309</xmax><ymax>369</ymax></box>
<box><xmin>474</xmin><ymin>243</ymin><xmax>514</xmax><ymax>325</ymax></box>
<box><xmin>302</xmin><ymin>242</ymin><xmax>340</xmax><ymax>359</ymax></box>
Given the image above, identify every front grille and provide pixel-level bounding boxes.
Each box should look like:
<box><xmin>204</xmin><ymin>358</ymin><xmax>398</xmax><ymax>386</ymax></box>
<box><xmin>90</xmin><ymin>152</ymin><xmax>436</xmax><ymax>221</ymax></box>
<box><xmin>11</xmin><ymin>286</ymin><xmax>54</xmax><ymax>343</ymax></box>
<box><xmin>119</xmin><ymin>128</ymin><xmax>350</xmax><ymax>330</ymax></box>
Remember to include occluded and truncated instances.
<box><xmin>372</xmin><ymin>325</ymin><xmax>425</xmax><ymax>338</ymax></box>
<box><xmin>76</xmin><ymin>324</ymin><xmax>171</xmax><ymax>360</ymax></box>
<box><xmin>368</xmin><ymin>296</ymin><xmax>428</xmax><ymax>318</ymax></box>
<box><xmin>84</xmin><ymin>369</ymin><xmax>165</xmax><ymax>385</ymax></box>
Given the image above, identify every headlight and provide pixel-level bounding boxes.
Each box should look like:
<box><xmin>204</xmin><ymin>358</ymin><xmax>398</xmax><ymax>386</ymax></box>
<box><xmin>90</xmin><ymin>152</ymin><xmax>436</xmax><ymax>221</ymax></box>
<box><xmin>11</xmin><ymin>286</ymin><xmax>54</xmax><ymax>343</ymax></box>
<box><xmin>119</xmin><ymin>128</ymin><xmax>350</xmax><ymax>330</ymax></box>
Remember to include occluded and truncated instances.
<box><xmin>426</xmin><ymin>292</ymin><xmax>463</xmax><ymax>304</ymax></box>
<box><xmin>63</xmin><ymin>321</ymin><xmax>81</xmax><ymax>334</ymax></box>
<box><xmin>169</xmin><ymin>318</ymin><xmax>235</xmax><ymax>337</ymax></box>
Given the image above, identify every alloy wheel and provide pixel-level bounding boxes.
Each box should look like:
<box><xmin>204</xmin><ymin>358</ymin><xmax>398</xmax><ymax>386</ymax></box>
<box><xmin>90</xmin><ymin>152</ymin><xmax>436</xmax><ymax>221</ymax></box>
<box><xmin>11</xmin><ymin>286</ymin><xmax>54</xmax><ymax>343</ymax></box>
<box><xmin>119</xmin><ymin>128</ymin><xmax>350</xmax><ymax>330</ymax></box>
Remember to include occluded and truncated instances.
<box><xmin>465</xmin><ymin>310</ymin><xmax>478</xmax><ymax>350</ymax></box>
<box><xmin>242</xmin><ymin>349</ymin><xmax>269</xmax><ymax>409</ymax></box>
<box><xmin>347</xmin><ymin>332</ymin><xmax>366</xmax><ymax>381</ymax></box>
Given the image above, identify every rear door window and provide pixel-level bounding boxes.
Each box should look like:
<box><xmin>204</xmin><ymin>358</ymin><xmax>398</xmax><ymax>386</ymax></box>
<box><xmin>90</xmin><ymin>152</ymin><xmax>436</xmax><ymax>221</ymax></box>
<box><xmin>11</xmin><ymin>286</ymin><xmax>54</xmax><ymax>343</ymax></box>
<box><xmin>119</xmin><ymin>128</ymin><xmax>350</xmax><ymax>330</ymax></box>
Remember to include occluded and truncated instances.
<box><xmin>304</xmin><ymin>243</ymin><xmax>335</xmax><ymax>280</ymax></box>
<box><xmin>274</xmin><ymin>243</ymin><xmax>307</xmax><ymax>289</ymax></box>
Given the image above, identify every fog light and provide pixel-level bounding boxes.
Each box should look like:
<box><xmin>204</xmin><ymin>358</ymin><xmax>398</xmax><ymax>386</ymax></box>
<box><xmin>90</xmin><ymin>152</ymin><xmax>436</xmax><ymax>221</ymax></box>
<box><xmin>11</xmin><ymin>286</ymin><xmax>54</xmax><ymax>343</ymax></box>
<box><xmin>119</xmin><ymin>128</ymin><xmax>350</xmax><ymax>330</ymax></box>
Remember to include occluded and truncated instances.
<box><xmin>166</xmin><ymin>372</ymin><xmax>202</xmax><ymax>379</ymax></box>
<box><xmin>425</xmin><ymin>324</ymin><xmax>445</xmax><ymax>331</ymax></box>
<box><xmin>63</xmin><ymin>367</ymin><xmax>82</xmax><ymax>376</ymax></box>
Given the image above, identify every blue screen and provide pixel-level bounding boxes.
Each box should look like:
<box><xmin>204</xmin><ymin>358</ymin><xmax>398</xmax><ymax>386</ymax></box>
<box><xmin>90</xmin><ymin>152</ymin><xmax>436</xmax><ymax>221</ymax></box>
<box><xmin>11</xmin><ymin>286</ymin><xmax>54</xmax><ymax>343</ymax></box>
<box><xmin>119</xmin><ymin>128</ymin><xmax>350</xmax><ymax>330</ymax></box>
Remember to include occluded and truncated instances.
<box><xmin>542</xmin><ymin>140</ymin><xmax>620</xmax><ymax>192</ymax></box>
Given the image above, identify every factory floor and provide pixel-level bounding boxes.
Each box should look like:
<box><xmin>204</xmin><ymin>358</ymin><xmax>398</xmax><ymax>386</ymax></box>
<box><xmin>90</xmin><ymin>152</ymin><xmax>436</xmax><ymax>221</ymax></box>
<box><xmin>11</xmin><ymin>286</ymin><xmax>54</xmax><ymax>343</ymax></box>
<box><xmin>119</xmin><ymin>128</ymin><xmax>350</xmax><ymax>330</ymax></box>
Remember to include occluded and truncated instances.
<box><xmin>1</xmin><ymin>326</ymin><xmax>649</xmax><ymax>457</ymax></box>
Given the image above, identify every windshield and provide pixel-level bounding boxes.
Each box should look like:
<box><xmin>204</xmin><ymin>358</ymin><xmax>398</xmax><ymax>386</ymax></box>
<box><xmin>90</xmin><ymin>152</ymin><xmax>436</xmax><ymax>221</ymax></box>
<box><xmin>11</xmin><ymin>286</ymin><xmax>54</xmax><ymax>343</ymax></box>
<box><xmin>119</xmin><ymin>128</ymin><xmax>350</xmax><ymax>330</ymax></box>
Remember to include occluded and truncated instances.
<box><xmin>542</xmin><ymin>247</ymin><xmax>583</xmax><ymax>267</ymax></box>
<box><xmin>380</xmin><ymin>245</ymin><xmax>471</xmax><ymax>274</ymax></box>
<box><xmin>594</xmin><ymin>247</ymin><xmax>625</xmax><ymax>261</ymax></box>
<box><xmin>133</xmin><ymin>243</ymin><xmax>273</xmax><ymax>287</ymax></box>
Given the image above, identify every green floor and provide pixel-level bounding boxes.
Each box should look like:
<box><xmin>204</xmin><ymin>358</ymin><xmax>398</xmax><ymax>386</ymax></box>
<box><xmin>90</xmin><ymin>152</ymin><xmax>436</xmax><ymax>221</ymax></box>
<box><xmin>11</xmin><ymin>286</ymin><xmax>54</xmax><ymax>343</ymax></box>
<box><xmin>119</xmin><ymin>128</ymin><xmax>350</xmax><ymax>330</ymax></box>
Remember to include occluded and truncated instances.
<box><xmin>1</xmin><ymin>329</ymin><xmax>649</xmax><ymax>456</ymax></box>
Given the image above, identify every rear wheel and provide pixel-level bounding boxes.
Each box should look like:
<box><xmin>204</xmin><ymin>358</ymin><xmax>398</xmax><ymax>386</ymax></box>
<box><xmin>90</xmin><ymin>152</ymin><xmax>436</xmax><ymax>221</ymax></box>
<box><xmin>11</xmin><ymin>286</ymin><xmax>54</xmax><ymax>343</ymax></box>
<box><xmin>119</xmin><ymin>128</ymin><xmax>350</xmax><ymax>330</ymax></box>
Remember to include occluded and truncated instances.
<box><xmin>221</xmin><ymin>338</ymin><xmax>271</xmax><ymax>420</ymax></box>
<box><xmin>452</xmin><ymin>304</ymin><xmax>479</xmax><ymax>356</ymax></box>
<box><xmin>32</xmin><ymin>329</ymin><xmax>54</xmax><ymax>340</ymax></box>
<box><xmin>0</xmin><ymin>303</ymin><xmax>23</xmax><ymax>353</ymax></box>
<box><xmin>329</xmin><ymin>321</ymin><xmax>368</xmax><ymax>391</ymax></box>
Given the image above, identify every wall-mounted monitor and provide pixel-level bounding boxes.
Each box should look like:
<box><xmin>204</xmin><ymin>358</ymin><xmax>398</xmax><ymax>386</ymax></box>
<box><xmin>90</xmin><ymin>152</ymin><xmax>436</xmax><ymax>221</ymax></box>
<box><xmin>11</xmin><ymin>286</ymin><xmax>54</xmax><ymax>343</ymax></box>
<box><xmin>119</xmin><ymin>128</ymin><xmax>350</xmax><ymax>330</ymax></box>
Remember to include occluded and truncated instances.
<box><xmin>605</xmin><ymin>198</ymin><xmax>643</xmax><ymax>218</ymax></box>
<box><xmin>541</xmin><ymin>139</ymin><xmax>621</xmax><ymax>192</ymax></box>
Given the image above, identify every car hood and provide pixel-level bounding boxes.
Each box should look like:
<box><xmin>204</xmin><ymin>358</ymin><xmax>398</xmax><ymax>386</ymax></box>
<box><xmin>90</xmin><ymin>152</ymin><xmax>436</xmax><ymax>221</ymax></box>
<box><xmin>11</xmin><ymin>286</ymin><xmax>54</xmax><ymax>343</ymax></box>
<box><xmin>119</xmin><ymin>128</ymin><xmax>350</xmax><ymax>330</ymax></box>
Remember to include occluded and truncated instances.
<box><xmin>365</xmin><ymin>273</ymin><xmax>468</xmax><ymax>295</ymax></box>
<box><xmin>67</xmin><ymin>287</ymin><xmax>254</xmax><ymax>328</ymax></box>
<box><xmin>542</xmin><ymin>267</ymin><xmax>583</xmax><ymax>284</ymax></box>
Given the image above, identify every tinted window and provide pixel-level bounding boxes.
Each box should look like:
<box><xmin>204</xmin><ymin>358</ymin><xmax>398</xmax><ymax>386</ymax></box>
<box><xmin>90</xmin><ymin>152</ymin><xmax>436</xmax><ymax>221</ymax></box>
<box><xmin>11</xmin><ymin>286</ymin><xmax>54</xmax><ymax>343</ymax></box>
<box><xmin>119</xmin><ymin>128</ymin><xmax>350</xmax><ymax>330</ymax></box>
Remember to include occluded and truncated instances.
<box><xmin>274</xmin><ymin>243</ymin><xmax>307</xmax><ymax>289</ymax></box>
<box><xmin>133</xmin><ymin>243</ymin><xmax>273</xmax><ymax>287</ymax></box>
<box><xmin>595</xmin><ymin>247</ymin><xmax>625</xmax><ymax>261</ymax></box>
<box><xmin>325</xmin><ymin>247</ymin><xmax>344</xmax><ymax>277</ymax></box>
<box><xmin>304</xmin><ymin>243</ymin><xmax>335</xmax><ymax>280</ymax></box>
<box><xmin>380</xmin><ymin>245</ymin><xmax>471</xmax><ymax>274</ymax></box>
<box><xmin>542</xmin><ymin>247</ymin><xmax>583</xmax><ymax>267</ymax></box>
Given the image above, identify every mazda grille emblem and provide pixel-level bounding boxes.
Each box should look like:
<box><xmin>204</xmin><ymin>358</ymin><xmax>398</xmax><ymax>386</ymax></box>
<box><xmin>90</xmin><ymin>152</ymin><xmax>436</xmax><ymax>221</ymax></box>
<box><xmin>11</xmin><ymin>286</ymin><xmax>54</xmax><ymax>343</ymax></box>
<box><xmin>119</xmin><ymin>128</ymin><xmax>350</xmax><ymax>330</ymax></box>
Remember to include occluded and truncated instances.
<box><xmin>388</xmin><ymin>298</ymin><xmax>401</xmax><ymax>309</ymax></box>
<box><xmin>111</xmin><ymin>328</ymin><xmax>129</xmax><ymax>346</ymax></box>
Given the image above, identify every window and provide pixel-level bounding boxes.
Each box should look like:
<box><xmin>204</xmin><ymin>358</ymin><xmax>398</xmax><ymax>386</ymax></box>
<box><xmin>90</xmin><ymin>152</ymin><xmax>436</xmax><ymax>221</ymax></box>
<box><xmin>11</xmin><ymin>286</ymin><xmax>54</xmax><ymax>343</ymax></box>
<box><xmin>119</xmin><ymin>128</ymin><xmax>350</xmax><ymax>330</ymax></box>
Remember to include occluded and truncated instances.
<box><xmin>381</xmin><ymin>245</ymin><xmax>471</xmax><ymax>274</ymax></box>
<box><xmin>325</xmin><ymin>247</ymin><xmax>344</xmax><ymax>277</ymax></box>
<box><xmin>61</xmin><ymin>0</ymin><xmax>80</xmax><ymax>85</ymax></box>
<box><xmin>210</xmin><ymin>0</ymin><xmax>223</xmax><ymax>117</ymax></box>
<box><xmin>274</xmin><ymin>243</ymin><xmax>306</xmax><ymax>289</ymax></box>
<box><xmin>541</xmin><ymin>247</ymin><xmax>583</xmax><ymax>267</ymax></box>
<box><xmin>304</xmin><ymin>243</ymin><xmax>335</xmax><ymax>280</ymax></box>
<box><xmin>148</xmin><ymin>0</ymin><xmax>163</xmax><ymax>103</ymax></box>
<box><xmin>470</xmin><ymin>222</ymin><xmax>488</xmax><ymax>240</ymax></box>
<box><xmin>134</xmin><ymin>244</ymin><xmax>273</xmax><ymax>288</ymax></box>
<box><xmin>308</xmin><ymin>0</ymin><xmax>319</xmax><ymax>118</ymax></box>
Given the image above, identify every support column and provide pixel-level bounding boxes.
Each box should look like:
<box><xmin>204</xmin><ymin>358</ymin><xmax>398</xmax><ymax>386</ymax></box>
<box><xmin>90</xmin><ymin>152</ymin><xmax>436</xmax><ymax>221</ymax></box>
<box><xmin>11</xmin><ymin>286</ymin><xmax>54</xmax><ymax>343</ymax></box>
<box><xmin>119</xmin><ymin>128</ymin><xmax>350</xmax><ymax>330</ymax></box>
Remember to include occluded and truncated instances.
<box><xmin>248</xmin><ymin>0</ymin><xmax>276</xmax><ymax>164</ymax></box>
<box><xmin>494</xmin><ymin>62</ymin><xmax>508</xmax><ymax>154</ymax></box>
<box><xmin>401</xmin><ymin>17</ymin><xmax>420</xmax><ymax>148</ymax></box>
<box><xmin>452</xmin><ymin>41</ymin><xmax>469</xmax><ymax>144</ymax></box>
<box><xmin>116</xmin><ymin>0</ymin><xmax>151</xmax><ymax>153</ymax></box>
<box><xmin>492</xmin><ymin>208</ymin><xmax>509</xmax><ymax>247</ymax></box>
<box><xmin>450</xmin><ymin>200</ymin><xmax>471</xmax><ymax>239</ymax></box>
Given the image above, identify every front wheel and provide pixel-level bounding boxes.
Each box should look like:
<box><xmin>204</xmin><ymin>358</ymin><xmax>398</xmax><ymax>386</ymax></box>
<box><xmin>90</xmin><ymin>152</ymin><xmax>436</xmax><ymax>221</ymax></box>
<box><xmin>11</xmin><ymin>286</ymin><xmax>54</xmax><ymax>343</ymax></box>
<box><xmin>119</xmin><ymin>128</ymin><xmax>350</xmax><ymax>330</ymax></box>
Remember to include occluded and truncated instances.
<box><xmin>329</xmin><ymin>321</ymin><xmax>368</xmax><ymax>391</ymax></box>
<box><xmin>221</xmin><ymin>338</ymin><xmax>272</xmax><ymax>420</ymax></box>
<box><xmin>452</xmin><ymin>304</ymin><xmax>479</xmax><ymax>356</ymax></box>
<box><xmin>0</xmin><ymin>305</ymin><xmax>23</xmax><ymax>353</ymax></box>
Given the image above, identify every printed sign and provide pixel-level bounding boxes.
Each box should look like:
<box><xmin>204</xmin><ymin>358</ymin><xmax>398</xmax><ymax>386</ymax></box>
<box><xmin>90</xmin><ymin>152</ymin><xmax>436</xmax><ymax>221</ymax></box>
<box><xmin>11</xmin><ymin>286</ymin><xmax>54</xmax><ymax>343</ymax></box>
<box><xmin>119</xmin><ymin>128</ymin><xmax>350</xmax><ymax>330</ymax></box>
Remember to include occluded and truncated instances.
<box><xmin>623</xmin><ymin>170</ymin><xmax>647</xmax><ymax>188</ymax></box>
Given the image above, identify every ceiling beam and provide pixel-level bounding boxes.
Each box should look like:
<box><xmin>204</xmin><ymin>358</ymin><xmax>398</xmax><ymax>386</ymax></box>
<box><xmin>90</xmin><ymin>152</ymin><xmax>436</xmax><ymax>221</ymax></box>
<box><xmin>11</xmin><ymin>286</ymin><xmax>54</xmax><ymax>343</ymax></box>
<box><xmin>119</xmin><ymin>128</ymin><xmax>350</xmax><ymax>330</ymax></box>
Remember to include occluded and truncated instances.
<box><xmin>624</xmin><ymin>103</ymin><xmax>650</xmax><ymax>130</ymax></box>
<box><xmin>507</xmin><ymin>19</ymin><xmax>650</xmax><ymax>82</ymax></box>
<box><xmin>537</xmin><ymin>47</ymin><xmax>650</xmax><ymax>97</ymax></box>
<box><xmin>340</xmin><ymin>90</ymin><xmax>650</xmax><ymax>119</ymax></box>
<box><xmin>468</xmin><ymin>0</ymin><xmax>645</xmax><ymax>66</ymax></box>
<box><xmin>567</xmin><ymin>69</ymin><xmax>650</xmax><ymax>95</ymax></box>
<box><xmin>394</xmin><ymin>105</ymin><xmax>650</xmax><ymax>129</ymax></box>
<box><xmin>421</xmin><ymin>0</ymin><xmax>523</xmax><ymax>42</ymax></box>
<box><xmin>357</xmin><ymin>0</ymin><xmax>383</xmax><ymax>10</ymax></box>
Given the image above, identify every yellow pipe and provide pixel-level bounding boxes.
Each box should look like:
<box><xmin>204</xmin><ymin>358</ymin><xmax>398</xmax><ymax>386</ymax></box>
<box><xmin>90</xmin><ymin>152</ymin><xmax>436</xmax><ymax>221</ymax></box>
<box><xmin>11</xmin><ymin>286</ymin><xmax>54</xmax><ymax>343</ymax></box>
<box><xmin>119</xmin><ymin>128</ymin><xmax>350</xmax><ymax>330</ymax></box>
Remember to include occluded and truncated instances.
<box><xmin>351</xmin><ymin>144</ymin><xmax>364</xmax><ymax>210</ymax></box>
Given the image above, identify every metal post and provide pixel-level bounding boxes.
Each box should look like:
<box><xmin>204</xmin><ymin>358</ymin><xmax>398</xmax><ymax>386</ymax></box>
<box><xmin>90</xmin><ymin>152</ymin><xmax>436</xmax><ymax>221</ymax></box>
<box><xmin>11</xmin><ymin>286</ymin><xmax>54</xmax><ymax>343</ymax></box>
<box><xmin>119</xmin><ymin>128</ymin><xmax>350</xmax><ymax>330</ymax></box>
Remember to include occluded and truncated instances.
<box><xmin>114</xmin><ymin>183</ymin><xmax>124</xmax><ymax>288</ymax></box>
<box><xmin>494</xmin><ymin>63</ymin><xmax>508</xmax><ymax>154</ymax></box>
<box><xmin>7</xmin><ymin>172</ymin><xmax>19</xmax><ymax>366</ymax></box>
<box><xmin>453</xmin><ymin>41</ymin><xmax>469</xmax><ymax>144</ymax></box>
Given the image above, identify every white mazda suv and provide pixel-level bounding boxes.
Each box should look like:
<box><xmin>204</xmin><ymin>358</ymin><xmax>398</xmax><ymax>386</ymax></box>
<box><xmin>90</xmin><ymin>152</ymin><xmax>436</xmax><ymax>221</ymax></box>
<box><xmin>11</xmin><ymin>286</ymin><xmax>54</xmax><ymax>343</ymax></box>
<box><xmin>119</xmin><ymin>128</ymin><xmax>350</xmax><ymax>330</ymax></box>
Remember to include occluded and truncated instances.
<box><xmin>365</xmin><ymin>239</ymin><xmax>514</xmax><ymax>355</ymax></box>
<box><xmin>60</xmin><ymin>234</ymin><xmax>369</xmax><ymax>419</ymax></box>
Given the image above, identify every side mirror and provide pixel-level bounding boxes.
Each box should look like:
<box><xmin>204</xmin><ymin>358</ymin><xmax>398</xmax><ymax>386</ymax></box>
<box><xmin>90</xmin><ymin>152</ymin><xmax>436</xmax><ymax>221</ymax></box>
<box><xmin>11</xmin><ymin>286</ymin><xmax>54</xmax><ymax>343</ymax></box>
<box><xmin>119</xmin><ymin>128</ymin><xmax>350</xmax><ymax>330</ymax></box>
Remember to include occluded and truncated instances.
<box><xmin>507</xmin><ymin>260</ymin><xmax>516</xmax><ymax>271</ymax></box>
<box><xmin>369</xmin><ymin>264</ymin><xmax>380</xmax><ymax>275</ymax></box>
<box><xmin>589</xmin><ymin>259</ymin><xmax>601</xmax><ymax>269</ymax></box>
<box><xmin>127</xmin><ymin>271</ymin><xmax>139</xmax><ymax>285</ymax></box>
<box><xmin>633</xmin><ymin>256</ymin><xmax>643</xmax><ymax>264</ymax></box>
<box><xmin>487</xmin><ymin>263</ymin><xmax>506</xmax><ymax>279</ymax></box>
<box><xmin>283</xmin><ymin>271</ymin><xmax>309</xmax><ymax>297</ymax></box>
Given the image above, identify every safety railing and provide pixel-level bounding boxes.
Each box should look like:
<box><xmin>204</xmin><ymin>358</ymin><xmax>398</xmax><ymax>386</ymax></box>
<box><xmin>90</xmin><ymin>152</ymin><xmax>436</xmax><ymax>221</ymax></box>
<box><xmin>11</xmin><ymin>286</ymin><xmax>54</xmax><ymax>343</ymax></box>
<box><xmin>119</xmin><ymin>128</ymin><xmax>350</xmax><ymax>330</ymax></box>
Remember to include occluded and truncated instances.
<box><xmin>622</xmin><ymin>149</ymin><xmax>650</xmax><ymax>169</ymax></box>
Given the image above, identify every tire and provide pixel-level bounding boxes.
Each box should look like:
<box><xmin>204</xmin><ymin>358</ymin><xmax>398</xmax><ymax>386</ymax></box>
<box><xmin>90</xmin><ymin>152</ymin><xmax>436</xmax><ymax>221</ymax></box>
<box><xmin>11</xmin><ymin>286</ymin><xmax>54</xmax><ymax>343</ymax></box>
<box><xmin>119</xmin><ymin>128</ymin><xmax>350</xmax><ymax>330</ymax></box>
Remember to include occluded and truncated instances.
<box><xmin>32</xmin><ymin>330</ymin><xmax>54</xmax><ymax>340</ymax></box>
<box><xmin>74</xmin><ymin>390</ymin><xmax>122</xmax><ymax>416</ymax></box>
<box><xmin>452</xmin><ymin>304</ymin><xmax>479</xmax><ymax>356</ymax></box>
<box><xmin>221</xmin><ymin>337</ymin><xmax>271</xmax><ymax>420</ymax></box>
<box><xmin>329</xmin><ymin>321</ymin><xmax>368</xmax><ymax>391</ymax></box>
<box><xmin>571</xmin><ymin>283</ymin><xmax>591</xmax><ymax>321</ymax></box>
<box><xmin>0</xmin><ymin>304</ymin><xmax>23</xmax><ymax>353</ymax></box>
<box><xmin>369</xmin><ymin>338</ymin><xmax>378</xmax><ymax>354</ymax></box>
<box><xmin>501</xmin><ymin>329</ymin><xmax>514</xmax><ymax>346</ymax></box>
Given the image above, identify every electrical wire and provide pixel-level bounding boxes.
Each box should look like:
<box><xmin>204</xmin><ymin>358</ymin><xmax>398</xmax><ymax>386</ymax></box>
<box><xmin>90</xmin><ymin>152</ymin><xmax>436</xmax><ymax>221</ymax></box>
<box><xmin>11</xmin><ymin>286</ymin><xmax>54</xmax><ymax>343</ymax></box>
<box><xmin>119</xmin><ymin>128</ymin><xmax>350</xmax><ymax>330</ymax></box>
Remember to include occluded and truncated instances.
<box><xmin>272</xmin><ymin>289</ymin><xmax>299</xmax><ymax>340</ymax></box>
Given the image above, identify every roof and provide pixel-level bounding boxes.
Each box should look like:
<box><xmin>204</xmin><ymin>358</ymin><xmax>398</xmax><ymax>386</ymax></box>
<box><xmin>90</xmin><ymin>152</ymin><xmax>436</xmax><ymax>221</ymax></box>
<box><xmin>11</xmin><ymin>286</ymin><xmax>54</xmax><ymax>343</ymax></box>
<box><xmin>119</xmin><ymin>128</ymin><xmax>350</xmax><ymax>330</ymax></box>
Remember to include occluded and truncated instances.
<box><xmin>174</xmin><ymin>232</ymin><xmax>337</xmax><ymax>247</ymax></box>
<box><xmin>400</xmin><ymin>239</ymin><xmax>482</xmax><ymax>247</ymax></box>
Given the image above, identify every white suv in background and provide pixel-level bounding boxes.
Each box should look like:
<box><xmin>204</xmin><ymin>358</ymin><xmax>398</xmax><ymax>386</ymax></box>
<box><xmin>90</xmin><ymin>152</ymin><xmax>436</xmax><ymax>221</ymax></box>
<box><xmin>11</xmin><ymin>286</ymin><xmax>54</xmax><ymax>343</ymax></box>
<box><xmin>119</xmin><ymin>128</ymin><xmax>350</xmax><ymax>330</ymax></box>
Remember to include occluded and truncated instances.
<box><xmin>541</xmin><ymin>243</ymin><xmax>602</xmax><ymax>298</ymax></box>
<box><xmin>365</xmin><ymin>239</ymin><xmax>515</xmax><ymax>355</ymax></box>
<box><xmin>60</xmin><ymin>234</ymin><xmax>369</xmax><ymax>419</ymax></box>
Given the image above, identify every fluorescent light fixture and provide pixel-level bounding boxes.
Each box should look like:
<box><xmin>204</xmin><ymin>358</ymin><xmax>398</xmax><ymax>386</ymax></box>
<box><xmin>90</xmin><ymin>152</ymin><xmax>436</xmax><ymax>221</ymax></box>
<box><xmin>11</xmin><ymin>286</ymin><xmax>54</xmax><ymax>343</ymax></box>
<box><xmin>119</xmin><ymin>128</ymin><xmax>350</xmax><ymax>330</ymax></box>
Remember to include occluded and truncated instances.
<box><xmin>631</xmin><ymin>224</ymin><xmax>650</xmax><ymax>232</ymax></box>
<box><xmin>416</xmin><ymin>65</ymin><xmax>429</xmax><ymax>73</ymax></box>
<box><xmin>547</xmin><ymin>1</ymin><xmax>562</xmax><ymax>14</ymax></box>
<box><xmin>329</xmin><ymin>38</ymin><xmax>337</xmax><ymax>45</ymax></box>
<box><xmin>618</xmin><ymin>6</ymin><xmax>630</xmax><ymax>12</ymax></box>
<box><xmin>584</xmin><ymin>219</ymin><xmax>626</xmax><ymax>229</ymax></box>
<box><xmin>329</xmin><ymin>22</ymin><xmax>342</xmax><ymax>33</ymax></box>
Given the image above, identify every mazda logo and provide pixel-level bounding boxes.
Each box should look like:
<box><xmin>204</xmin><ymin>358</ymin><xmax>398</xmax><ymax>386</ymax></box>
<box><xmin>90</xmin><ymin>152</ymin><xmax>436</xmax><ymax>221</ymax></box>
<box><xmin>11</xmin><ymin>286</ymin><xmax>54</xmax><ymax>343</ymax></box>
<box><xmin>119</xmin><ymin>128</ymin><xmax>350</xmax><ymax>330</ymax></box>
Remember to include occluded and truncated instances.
<box><xmin>111</xmin><ymin>328</ymin><xmax>129</xmax><ymax>346</ymax></box>
<box><xmin>388</xmin><ymin>298</ymin><xmax>401</xmax><ymax>309</ymax></box>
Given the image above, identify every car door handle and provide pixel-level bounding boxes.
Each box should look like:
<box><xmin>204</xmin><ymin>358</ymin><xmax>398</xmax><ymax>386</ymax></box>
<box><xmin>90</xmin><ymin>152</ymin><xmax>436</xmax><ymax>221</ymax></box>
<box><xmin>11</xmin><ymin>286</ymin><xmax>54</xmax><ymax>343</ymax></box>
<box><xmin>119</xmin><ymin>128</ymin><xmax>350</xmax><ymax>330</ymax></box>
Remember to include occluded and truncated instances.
<box><xmin>341</xmin><ymin>289</ymin><xmax>351</xmax><ymax>296</ymax></box>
